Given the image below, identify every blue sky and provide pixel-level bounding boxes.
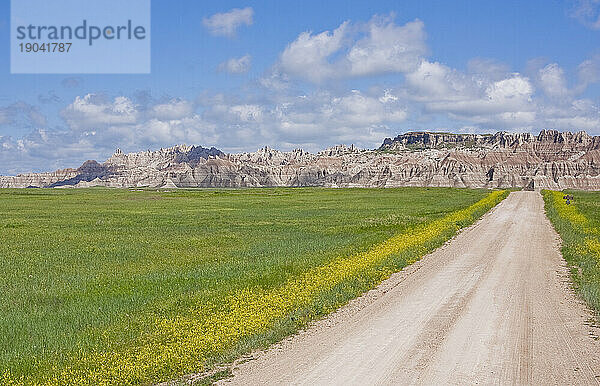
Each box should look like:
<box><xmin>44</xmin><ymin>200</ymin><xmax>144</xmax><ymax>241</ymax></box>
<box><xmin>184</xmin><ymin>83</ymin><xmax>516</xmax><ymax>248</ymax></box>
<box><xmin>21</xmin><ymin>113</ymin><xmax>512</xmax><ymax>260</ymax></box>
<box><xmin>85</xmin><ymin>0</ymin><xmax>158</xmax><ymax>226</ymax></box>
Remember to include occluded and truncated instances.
<box><xmin>1</xmin><ymin>0</ymin><xmax>600</xmax><ymax>174</ymax></box>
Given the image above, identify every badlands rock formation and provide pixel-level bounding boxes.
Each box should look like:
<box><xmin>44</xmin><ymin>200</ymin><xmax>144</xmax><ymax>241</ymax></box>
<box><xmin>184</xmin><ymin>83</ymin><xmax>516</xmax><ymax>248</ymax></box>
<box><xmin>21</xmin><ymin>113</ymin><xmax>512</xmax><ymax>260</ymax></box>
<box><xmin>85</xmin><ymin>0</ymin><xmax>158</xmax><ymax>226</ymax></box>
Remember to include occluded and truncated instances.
<box><xmin>2</xmin><ymin>130</ymin><xmax>600</xmax><ymax>190</ymax></box>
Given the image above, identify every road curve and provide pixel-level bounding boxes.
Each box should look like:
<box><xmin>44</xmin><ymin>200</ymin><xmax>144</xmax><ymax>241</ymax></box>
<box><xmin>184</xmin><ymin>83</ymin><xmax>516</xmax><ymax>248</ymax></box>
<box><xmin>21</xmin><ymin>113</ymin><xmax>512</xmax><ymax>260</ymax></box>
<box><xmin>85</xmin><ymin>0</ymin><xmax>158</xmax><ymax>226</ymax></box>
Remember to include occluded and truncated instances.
<box><xmin>221</xmin><ymin>191</ymin><xmax>600</xmax><ymax>385</ymax></box>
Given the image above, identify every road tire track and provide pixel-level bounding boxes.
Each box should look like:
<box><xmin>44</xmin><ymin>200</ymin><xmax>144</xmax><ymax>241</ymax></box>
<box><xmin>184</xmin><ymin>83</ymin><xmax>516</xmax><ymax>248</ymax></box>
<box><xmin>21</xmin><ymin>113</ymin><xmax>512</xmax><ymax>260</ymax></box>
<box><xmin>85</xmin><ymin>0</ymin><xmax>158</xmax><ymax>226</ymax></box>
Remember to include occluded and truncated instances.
<box><xmin>221</xmin><ymin>192</ymin><xmax>600</xmax><ymax>385</ymax></box>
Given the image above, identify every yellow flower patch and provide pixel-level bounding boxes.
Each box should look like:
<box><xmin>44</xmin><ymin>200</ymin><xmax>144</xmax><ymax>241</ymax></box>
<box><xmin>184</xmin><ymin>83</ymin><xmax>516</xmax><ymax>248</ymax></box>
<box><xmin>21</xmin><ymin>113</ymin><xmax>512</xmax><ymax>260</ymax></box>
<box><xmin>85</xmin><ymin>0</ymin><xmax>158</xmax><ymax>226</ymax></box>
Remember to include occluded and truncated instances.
<box><xmin>4</xmin><ymin>190</ymin><xmax>508</xmax><ymax>385</ymax></box>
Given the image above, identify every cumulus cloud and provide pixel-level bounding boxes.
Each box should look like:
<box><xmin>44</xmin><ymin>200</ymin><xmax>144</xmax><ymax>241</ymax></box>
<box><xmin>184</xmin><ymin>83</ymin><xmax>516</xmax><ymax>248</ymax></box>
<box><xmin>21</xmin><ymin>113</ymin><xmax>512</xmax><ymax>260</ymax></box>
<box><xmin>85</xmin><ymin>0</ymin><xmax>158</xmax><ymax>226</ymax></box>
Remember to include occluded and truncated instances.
<box><xmin>0</xmin><ymin>95</ymin><xmax>219</xmax><ymax>173</ymax></box>
<box><xmin>576</xmin><ymin>55</ymin><xmax>600</xmax><ymax>91</ymax></box>
<box><xmin>405</xmin><ymin>60</ymin><xmax>474</xmax><ymax>102</ymax></box>
<box><xmin>264</xmin><ymin>14</ymin><xmax>600</xmax><ymax>131</ymax></box>
<box><xmin>43</xmin><ymin>88</ymin><xmax>405</xmax><ymax>162</ymax></box>
<box><xmin>149</xmin><ymin>99</ymin><xmax>195</xmax><ymax>120</ymax></box>
<box><xmin>218</xmin><ymin>55</ymin><xmax>252</xmax><ymax>74</ymax></box>
<box><xmin>279</xmin><ymin>21</ymin><xmax>349</xmax><ymax>83</ymax></box>
<box><xmin>537</xmin><ymin>98</ymin><xmax>600</xmax><ymax>130</ymax></box>
<box><xmin>0</xmin><ymin>129</ymin><xmax>108</xmax><ymax>175</ymax></box>
<box><xmin>399</xmin><ymin>59</ymin><xmax>540</xmax><ymax>128</ymax></box>
<box><xmin>467</xmin><ymin>58</ymin><xmax>511</xmax><ymax>81</ymax></box>
<box><xmin>58</xmin><ymin>95</ymin><xmax>217</xmax><ymax>149</ymax></box>
<box><xmin>61</xmin><ymin>94</ymin><xmax>139</xmax><ymax>130</ymax></box>
<box><xmin>193</xmin><ymin>88</ymin><xmax>407</xmax><ymax>152</ymax></box>
<box><xmin>258</xmin><ymin>68</ymin><xmax>291</xmax><ymax>91</ymax></box>
<box><xmin>229</xmin><ymin>104</ymin><xmax>264</xmax><ymax>122</ymax></box>
<box><xmin>347</xmin><ymin>17</ymin><xmax>426</xmax><ymax>76</ymax></box>
<box><xmin>536</xmin><ymin>63</ymin><xmax>571</xmax><ymax>101</ymax></box>
<box><xmin>125</xmin><ymin>115</ymin><xmax>218</xmax><ymax>147</ymax></box>
<box><xmin>202</xmin><ymin>7</ymin><xmax>254</xmax><ymax>37</ymax></box>
<box><xmin>414</xmin><ymin>57</ymin><xmax>600</xmax><ymax>131</ymax></box>
<box><xmin>6</xmin><ymin>13</ymin><xmax>600</xmax><ymax>174</ymax></box>
<box><xmin>275</xmin><ymin>15</ymin><xmax>426</xmax><ymax>83</ymax></box>
<box><xmin>528</xmin><ymin>59</ymin><xmax>600</xmax><ymax>100</ymax></box>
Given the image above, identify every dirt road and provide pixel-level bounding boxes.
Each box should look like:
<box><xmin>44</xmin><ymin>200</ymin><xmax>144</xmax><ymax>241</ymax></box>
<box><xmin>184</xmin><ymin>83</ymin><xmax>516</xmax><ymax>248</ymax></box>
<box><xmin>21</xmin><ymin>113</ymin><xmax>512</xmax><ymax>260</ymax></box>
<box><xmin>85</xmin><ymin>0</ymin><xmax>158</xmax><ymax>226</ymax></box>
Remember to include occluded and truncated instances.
<box><xmin>221</xmin><ymin>191</ymin><xmax>600</xmax><ymax>385</ymax></box>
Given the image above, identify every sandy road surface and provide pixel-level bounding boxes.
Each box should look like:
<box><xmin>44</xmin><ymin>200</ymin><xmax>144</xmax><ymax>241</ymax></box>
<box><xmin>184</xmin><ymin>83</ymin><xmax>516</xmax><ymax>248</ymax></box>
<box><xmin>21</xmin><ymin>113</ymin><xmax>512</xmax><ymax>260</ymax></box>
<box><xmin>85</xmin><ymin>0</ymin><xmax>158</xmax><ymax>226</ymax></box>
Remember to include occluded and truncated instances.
<box><xmin>221</xmin><ymin>192</ymin><xmax>600</xmax><ymax>385</ymax></box>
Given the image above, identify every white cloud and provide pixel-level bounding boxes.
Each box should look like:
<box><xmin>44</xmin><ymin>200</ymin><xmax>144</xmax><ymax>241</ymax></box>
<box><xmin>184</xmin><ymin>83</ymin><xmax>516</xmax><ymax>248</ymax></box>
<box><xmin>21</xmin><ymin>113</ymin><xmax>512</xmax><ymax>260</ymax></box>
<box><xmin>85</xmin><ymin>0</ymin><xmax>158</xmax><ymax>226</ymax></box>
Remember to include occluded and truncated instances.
<box><xmin>61</xmin><ymin>94</ymin><xmax>138</xmax><ymax>130</ymax></box>
<box><xmin>218</xmin><ymin>55</ymin><xmax>252</xmax><ymax>74</ymax></box>
<box><xmin>405</xmin><ymin>60</ymin><xmax>473</xmax><ymax>102</ymax></box>
<box><xmin>487</xmin><ymin>77</ymin><xmax>534</xmax><ymax>105</ymax></box>
<box><xmin>127</xmin><ymin>116</ymin><xmax>217</xmax><ymax>146</ymax></box>
<box><xmin>0</xmin><ymin>129</ymin><xmax>107</xmax><ymax>175</ymax></box>
<box><xmin>229</xmin><ymin>104</ymin><xmax>263</xmax><ymax>122</ymax></box>
<box><xmin>6</xmin><ymin>14</ymin><xmax>600</xmax><ymax>174</ymax></box>
<box><xmin>56</xmin><ymin>95</ymin><xmax>217</xmax><ymax>156</ymax></box>
<box><xmin>265</xmin><ymin>15</ymin><xmax>600</xmax><ymax>133</ymax></box>
<box><xmin>279</xmin><ymin>22</ymin><xmax>349</xmax><ymax>83</ymax></box>
<box><xmin>150</xmin><ymin>99</ymin><xmax>195</xmax><ymax>120</ymax></box>
<box><xmin>538</xmin><ymin>63</ymin><xmax>570</xmax><ymax>99</ymax></box>
<box><xmin>270</xmin><ymin>93</ymin><xmax>397</xmax><ymax>146</ymax></box>
<box><xmin>379</xmin><ymin>89</ymin><xmax>398</xmax><ymax>103</ymax></box>
<box><xmin>576</xmin><ymin>55</ymin><xmax>600</xmax><ymax>91</ymax></box>
<box><xmin>402</xmin><ymin>59</ymin><xmax>537</xmax><ymax>126</ymax></box>
<box><xmin>328</xmin><ymin>91</ymin><xmax>407</xmax><ymax>126</ymax></box>
<box><xmin>537</xmin><ymin>98</ymin><xmax>600</xmax><ymax>130</ymax></box>
<box><xmin>347</xmin><ymin>17</ymin><xmax>426</xmax><ymax>76</ymax></box>
<box><xmin>275</xmin><ymin>15</ymin><xmax>426</xmax><ymax>83</ymax></box>
<box><xmin>258</xmin><ymin>68</ymin><xmax>291</xmax><ymax>91</ymax></box>
<box><xmin>202</xmin><ymin>7</ymin><xmax>254</xmax><ymax>37</ymax></box>
<box><xmin>570</xmin><ymin>0</ymin><xmax>600</xmax><ymax>29</ymax></box>
<box><xmin>199</xmin><ymin>89</ymin><xmax>407</xmax><ymax>151</ymax></box>
<box><xmin>467</xmin><ymin>58</ymin><xmax>511</xmax><ymax>81</ymax></box>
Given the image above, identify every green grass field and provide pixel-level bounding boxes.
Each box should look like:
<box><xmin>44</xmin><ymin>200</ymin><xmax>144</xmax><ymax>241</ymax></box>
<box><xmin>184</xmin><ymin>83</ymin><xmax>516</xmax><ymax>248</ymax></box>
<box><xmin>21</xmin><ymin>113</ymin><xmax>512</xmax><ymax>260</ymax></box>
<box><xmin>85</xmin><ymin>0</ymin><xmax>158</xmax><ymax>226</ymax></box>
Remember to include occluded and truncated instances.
<box><xmin>0</xmin><ymin>187</ymin><xmax>506</xmax><ymax>384</ymax></box>
<box><xmin>543</xmin><ymin>190</ymin><xmax>600</xmax><ymax>316</ymax></box>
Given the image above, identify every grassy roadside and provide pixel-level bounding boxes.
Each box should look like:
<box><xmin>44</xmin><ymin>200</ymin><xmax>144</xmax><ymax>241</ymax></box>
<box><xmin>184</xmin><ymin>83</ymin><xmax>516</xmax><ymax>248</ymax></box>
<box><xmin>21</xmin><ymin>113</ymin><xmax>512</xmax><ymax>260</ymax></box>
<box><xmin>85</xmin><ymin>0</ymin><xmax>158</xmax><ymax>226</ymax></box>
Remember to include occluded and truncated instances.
<box><xmin>542</xmin><ymin>190</ymin><xmax>600</xmax><ymax>315</ymax></box>
<box><xmin>1</xmin><ymin>188</ymin><xmax>508</xmax><ymax>385</ymax></box>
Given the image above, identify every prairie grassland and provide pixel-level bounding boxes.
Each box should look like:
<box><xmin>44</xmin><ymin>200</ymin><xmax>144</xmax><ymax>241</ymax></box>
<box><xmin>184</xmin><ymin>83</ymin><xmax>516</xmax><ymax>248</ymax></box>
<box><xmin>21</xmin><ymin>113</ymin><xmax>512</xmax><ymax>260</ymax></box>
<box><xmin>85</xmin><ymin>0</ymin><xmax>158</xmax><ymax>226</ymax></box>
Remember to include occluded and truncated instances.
<box><xmin>0</xmin><ymin>187</ymin><xmax>507</xmax><ymax>384</ymax></box>
<box><xmin>543</xmin><ymin>190</ymin><xmax>600</xmax><ymax>314</ymax></box>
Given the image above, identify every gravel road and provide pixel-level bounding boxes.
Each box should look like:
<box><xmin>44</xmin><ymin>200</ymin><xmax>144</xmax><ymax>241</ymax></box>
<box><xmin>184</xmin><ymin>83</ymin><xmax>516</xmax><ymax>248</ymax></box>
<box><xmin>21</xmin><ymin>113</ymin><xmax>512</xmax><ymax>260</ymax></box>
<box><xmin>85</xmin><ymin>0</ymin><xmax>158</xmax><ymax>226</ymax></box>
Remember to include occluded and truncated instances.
<box><xmin>221</xmin><ymin>191</ymin><xmax>600</xmax><ymax>385</ymax></box>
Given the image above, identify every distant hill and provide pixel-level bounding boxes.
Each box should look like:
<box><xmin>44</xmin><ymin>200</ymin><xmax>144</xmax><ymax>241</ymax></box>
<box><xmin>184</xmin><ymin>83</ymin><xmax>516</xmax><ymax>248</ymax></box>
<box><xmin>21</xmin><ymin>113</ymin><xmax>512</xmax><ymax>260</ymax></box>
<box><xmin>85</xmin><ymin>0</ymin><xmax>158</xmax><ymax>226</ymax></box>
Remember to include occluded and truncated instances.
<box><xmin>2</xmin><ymin>130</ymin><xmax>600</xmax><ymax>190</ymax></box>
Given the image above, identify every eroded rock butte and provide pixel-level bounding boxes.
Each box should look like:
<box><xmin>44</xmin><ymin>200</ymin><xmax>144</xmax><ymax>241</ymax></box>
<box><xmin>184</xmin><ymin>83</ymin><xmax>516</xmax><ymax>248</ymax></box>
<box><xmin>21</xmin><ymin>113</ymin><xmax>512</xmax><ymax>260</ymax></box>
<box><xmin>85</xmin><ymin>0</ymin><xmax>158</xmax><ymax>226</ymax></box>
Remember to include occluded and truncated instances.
<box><xmin>2</xmin><ymin>130</ymin><xmax>600</xmax><ymax>190</ymax></box>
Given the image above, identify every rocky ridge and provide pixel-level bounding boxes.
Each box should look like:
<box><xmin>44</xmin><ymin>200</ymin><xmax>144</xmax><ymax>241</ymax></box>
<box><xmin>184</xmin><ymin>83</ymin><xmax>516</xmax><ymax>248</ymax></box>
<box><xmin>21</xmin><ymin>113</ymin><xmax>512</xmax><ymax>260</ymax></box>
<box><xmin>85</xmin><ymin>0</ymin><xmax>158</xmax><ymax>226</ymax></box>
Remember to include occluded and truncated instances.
<box><xmin>2</xmin><ymin>130</ymin><xmax>600</xmax><ymax>190</ymax></box>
